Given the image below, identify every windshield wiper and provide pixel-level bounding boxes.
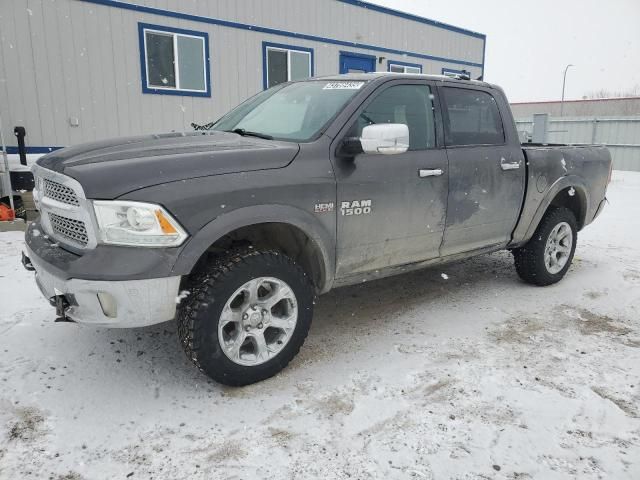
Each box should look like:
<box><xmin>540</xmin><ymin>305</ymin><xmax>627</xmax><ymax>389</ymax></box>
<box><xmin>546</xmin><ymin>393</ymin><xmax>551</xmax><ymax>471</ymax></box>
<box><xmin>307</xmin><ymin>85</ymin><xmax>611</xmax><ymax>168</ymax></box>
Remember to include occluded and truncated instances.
<box><xmin>226</xmin><ymin>128</ymin><xmax>273</xmax><ymax>140</ymax></box>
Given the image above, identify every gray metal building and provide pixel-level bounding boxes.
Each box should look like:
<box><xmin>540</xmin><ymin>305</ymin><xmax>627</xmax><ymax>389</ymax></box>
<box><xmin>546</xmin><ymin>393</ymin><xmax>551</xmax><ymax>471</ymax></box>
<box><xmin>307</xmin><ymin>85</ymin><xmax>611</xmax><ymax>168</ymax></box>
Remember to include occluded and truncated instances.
<box><xmin>511</xmin><ymin>97</ymin><xmax>640</xmax><ymax>118</ymax></box>
<box><xmin>512</xmin><ymin>97</ymin><xmax>640</xmax><ymax>171</ymax></box>
<box><xmin>0</xmin><ymin>0</ymin><xmax>486</xmax><ymax>153</ymax></box>
<box><xmin>515</xmin><ymin>115</ymin><xmax>640</xmax><ymax>172</ymax></box>
<box><xmin>0</xmin><ymin>0</ymin><xmax>486</xmax><ymax>155</ymax></box>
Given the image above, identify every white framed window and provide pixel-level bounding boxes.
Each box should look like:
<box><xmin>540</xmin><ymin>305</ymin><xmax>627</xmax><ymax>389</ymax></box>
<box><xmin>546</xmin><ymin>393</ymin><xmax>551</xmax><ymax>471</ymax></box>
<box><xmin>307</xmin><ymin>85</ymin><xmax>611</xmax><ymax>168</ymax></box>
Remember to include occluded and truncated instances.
<box><xmin>263</xmin><ymin>42</ymin><xmax>314</xmax><ymax>89</ymax></box>
<box><xmin>388</xmin><ymin>62</ymin><xmax>423</xmax><ymax>74</ymax></box>
<box><xmin>138</xmin><ymin>23</ymin><xmax>210</xmax><ymax>97</ymax></box>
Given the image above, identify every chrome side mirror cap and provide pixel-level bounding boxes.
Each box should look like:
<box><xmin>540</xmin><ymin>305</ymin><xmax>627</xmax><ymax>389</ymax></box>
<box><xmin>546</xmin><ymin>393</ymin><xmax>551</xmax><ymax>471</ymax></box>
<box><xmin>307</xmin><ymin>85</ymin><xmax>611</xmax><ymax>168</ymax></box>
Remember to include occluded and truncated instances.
<box><xmin>360</xmin><ymin>123</ymin><xmax>409</xmax><ymax>155</ymax></box>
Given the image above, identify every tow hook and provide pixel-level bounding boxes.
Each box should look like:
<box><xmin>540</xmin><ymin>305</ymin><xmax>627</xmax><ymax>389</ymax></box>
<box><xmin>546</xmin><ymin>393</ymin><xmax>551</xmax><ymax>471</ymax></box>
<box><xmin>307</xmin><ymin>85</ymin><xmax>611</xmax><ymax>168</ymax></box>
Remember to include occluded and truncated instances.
<box><xmin>53</xmin><ymin>295</ymin><xmax>75</xmax><ymax>323</ymax></box>
<box><xmin>21</xmin><ymin>252</ymin><xmax>35</xmax><ymax>272</ymax></box>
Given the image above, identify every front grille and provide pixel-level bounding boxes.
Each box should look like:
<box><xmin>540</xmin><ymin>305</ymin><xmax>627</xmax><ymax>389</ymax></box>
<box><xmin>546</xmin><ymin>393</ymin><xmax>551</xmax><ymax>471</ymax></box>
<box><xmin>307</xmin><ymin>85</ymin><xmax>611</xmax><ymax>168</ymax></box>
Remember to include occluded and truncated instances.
<box><xmin>48</xmin><ymin>212</ymin><xmax>89</xmax><ymax>246</ymax></box>
<box><xmin>34</xmin><ymin>165</ymin><xmax>96</xmax><ymax>250</ymax></box>
<box><xmin>43</xmin><ymin>178</ymin><xmax>80</xmax><ymax>206</ymax></box>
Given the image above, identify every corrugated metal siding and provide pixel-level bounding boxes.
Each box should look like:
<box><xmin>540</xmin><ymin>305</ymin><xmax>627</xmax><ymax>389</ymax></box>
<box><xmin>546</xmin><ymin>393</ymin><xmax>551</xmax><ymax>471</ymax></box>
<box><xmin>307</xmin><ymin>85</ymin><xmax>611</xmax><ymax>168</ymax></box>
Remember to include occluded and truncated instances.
<box><xmin>0</xmin><ymin>0</ymin><xmax>485</xmax><ymax>149</ymax></box>
<box><xmin>126</xmin><ymin>0</ymin><xmax>485</xmax><ymax>63</ymax></box>
<box><xmin>516</xmin><ymin>116</ymin><xmax>640</xmax><ymax>172</ymax></box>
<box><xmin>511</xmin><ymin>98</ymin><xmax>640</xmax><ymax>118</ymax></box>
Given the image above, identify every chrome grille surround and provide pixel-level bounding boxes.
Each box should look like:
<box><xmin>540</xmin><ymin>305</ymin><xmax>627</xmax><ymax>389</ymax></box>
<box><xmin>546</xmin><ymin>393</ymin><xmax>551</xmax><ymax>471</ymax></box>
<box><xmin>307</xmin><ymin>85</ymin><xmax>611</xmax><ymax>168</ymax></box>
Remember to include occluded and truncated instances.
<box><xmin>32</xmin><ymin>164</ymin><xmax>98</xmax><ymax>250</ymax></box>
<box><xmin>43</xmin><ymin>178</ymin><xmax>80</xmax><ymax>206</ymax></box>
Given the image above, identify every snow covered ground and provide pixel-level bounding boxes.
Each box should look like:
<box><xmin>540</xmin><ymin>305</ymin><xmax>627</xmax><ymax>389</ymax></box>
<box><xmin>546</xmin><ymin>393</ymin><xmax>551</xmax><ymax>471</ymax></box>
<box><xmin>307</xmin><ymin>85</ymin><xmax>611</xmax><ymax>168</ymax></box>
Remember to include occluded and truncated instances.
<box><xmin>1</xmin><ymin>172</ymin><xmax>639</xmax><ymax>480</ymax></box>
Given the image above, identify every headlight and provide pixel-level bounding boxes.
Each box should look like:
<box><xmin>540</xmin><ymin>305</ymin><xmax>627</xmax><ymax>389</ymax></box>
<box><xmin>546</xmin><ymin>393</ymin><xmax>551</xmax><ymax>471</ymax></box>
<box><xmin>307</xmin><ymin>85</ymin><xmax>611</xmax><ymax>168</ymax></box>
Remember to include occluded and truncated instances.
<box><xmin>92</xmin><ymin>200</ymin><xmax>188</xmax><ymax>247</ymax></box>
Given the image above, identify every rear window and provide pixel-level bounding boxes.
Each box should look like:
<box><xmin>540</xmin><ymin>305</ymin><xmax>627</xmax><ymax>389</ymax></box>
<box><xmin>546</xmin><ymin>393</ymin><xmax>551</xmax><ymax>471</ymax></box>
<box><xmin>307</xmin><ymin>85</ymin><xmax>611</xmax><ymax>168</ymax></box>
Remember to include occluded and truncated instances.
<box><xmin>442</xmin><ymin>87</ymin><xmax>505</xmax><ymax>146</ymax></box>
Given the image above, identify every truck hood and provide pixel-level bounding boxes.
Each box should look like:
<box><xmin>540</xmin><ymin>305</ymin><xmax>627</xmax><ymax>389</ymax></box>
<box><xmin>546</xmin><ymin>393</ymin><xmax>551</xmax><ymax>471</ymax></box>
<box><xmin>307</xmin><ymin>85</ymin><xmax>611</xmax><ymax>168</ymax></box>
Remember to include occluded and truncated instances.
<box><xmin>37</xmin><ymin>131</ymin><xmax>300</xmax><ymax>199</ymax></box>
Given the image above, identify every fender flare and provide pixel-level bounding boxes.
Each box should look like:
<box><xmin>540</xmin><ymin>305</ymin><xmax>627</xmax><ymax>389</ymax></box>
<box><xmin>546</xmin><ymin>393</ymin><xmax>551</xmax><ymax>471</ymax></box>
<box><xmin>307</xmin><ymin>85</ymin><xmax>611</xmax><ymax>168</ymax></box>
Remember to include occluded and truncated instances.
<box><xmin>514</xmin><ymin>175</ymin><xmax>590</xmax><ymax>246</ymax></box>
<box><xmin>170</xmin><ymin>204</ymin><xmax>335</xmax><ymax>293</ymax></box>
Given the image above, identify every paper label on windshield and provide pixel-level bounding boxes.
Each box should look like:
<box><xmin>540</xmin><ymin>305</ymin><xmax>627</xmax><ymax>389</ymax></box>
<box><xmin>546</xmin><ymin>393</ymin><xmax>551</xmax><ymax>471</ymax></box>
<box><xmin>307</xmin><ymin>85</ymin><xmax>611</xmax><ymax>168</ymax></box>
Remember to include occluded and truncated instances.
<box><xmin>323</xmin><ymin>82</ymin><xmax>365</xmax><ymax>90</ymax></box>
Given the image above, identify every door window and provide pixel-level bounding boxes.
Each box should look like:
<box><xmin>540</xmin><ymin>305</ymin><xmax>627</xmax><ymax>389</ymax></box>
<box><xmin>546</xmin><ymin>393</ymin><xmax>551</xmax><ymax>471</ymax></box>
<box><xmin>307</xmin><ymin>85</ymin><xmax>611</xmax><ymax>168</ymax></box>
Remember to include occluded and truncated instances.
<box><xmin>351</xmin><ymin>85</ymin><xmax>436</xmax><ymax>150</ymax></box>
<box><xmin>442</xmin><ymin>87</ymin><xmax>505</xmax><ymax>146</ymax></box>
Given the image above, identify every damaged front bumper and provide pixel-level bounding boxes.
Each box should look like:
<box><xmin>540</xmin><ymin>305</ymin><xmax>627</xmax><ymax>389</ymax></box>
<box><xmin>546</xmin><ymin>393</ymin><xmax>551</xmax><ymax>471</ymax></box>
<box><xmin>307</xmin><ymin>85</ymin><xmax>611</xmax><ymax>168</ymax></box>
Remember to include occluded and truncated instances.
<box><xmin>23</xmin><ymin>221</ymin><xmax>182</xmax><ymax>328</ymax></box>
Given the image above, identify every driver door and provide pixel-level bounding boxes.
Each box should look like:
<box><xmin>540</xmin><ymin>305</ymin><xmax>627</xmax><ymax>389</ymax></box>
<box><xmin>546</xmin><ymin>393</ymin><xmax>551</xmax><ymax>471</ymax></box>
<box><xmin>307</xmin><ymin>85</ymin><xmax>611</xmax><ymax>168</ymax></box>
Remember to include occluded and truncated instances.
<box><xmin>333</xmin><ymin>81</ymin><xmax>449</xmax><ymax>278</ymax></box>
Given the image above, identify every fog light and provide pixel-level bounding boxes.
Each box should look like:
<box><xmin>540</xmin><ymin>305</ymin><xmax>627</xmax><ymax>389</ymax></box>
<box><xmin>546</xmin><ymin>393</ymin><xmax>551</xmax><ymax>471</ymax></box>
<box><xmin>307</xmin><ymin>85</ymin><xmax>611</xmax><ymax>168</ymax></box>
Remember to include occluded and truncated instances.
<box><xmin>97</xmin><ymin>292</ymin><xmax>117</xmax><ymax>318</ymax></box>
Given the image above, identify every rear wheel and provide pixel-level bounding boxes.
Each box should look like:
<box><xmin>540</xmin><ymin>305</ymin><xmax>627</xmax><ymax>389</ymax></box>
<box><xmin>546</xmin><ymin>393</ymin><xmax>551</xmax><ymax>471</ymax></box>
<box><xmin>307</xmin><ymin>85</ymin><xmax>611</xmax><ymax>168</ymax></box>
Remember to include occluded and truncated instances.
<box><xmin>177</xmin><ymin>249</ymin><xmax>314</xmax><ymax>386</ymax></box>
<box><xmin>513</xmin><ymin>207</ymin><xmax>578</xmax><ymax>286</ymax></box>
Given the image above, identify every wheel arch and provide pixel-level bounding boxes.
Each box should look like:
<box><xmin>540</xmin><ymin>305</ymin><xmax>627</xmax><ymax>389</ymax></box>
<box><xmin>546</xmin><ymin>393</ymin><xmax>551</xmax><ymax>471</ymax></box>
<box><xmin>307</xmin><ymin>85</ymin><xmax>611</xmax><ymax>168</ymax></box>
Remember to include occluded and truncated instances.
<box><xmin>172</xmin><ymin>205</ymin><xmax>335</xmax><ymax>293</ymax></box>
<box><xmin>514</xmin><ymin>175</ymin><xmax>590</xmax><ymax>247</ymax></box>
<box><xmin>549</xmin><ymin>185</ymin><xmax>588</xmax><ymax>229</ymax></box>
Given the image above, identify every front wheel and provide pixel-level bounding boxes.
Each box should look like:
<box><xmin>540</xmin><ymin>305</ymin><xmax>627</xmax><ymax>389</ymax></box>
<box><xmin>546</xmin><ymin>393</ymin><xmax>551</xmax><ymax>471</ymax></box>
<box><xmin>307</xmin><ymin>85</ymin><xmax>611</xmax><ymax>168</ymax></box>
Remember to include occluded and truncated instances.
<box><xmin>177</xmin><ymin>249</ymin><xmax>314</xmax><ymax>386</ymax></box>
<box><xmin>513</xmin><ymin>207</ymin><xmax>578</xmax><ymax>286</ymax></box>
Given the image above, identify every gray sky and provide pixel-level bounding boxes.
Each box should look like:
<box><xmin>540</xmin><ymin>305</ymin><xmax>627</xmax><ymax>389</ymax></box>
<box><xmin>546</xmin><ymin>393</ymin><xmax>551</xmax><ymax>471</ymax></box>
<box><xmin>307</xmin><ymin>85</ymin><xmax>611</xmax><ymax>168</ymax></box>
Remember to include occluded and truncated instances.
<box><xmin>369</xmin><ymin>0</ymin><xmax>640</xmax><ymax>103</ymax></box>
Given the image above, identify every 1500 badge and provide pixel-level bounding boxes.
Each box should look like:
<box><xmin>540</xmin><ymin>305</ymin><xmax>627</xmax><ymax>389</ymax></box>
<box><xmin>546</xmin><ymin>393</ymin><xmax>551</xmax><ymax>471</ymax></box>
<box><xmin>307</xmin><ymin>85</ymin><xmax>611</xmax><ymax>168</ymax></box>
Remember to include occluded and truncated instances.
<box><xmin>341</xmin><ymin>200</ymin><xmax>372</xmax><ymax>216</ymax></box>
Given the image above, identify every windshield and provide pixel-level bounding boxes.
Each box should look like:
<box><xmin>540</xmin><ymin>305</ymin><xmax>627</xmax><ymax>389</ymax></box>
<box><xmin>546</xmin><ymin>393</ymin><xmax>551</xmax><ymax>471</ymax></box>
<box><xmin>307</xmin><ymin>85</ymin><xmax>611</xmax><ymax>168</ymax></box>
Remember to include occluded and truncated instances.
<box><xmin>213</xmin><ymin>80</ymin><xmax>367</xmax><ymax>142</ymax></box>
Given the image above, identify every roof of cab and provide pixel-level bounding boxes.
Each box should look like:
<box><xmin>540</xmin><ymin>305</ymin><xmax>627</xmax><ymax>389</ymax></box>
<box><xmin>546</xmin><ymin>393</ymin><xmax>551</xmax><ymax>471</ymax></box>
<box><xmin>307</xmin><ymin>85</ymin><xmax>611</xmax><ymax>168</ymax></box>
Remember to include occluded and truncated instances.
<box><xmin>313</xmin><ymin>72</ymin><xmax>494</xmax><ymax>89</ymax></box>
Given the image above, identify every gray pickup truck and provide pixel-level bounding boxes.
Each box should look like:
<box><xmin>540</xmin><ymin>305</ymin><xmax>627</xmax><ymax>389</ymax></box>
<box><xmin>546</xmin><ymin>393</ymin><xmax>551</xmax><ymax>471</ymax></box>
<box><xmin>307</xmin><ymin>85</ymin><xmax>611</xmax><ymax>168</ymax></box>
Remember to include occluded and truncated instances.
<box><xmin>23</xmin><ymin>73</ymin><xmax>612</xmax><ymax>385</ymax></box>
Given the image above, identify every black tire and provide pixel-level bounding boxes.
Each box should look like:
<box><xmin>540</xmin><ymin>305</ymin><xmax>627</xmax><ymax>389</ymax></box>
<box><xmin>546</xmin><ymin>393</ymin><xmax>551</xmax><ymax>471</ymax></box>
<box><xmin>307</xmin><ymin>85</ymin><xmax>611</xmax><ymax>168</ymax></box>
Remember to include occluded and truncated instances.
<box><xmin>513</xmin><ymin>207</ymin><xmax>578</xmax><ymax>286</ymax></box>
<box><xmin>177</xmin><ymin>249</ymin><xmax>314</xmax><ymax>386</ymax></box>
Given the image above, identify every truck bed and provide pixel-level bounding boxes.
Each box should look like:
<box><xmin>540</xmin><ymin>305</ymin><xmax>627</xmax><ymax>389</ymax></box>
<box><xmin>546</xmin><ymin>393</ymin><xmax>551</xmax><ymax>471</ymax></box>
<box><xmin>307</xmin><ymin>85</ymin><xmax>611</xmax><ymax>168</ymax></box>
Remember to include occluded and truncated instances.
<box><xmin>511</xmin><ymin>144</ymin><xmax>612</xmax><ymax>246</ymax></box>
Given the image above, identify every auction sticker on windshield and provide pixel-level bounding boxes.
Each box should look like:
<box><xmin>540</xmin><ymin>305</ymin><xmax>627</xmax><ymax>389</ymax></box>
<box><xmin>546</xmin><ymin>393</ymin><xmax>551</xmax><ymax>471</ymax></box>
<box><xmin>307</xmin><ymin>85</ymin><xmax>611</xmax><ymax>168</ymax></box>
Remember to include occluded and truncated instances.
<box><xmin>323</xmin><ymin>82</ymin><xmax>365</xmax><ymax>90</ymax></box>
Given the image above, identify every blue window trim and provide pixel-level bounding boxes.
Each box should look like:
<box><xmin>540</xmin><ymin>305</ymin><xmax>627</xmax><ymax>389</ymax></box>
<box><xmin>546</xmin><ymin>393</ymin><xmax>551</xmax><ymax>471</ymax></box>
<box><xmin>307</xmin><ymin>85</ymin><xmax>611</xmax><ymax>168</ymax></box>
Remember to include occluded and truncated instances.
<box><xmin>339</xmin><ymin>51</ymin><xmax>377</xmax><ymax>74</ymax></box>
<box><xmin>80</xmin><ymin>0</ymin><xmax>484</xmax><ymax>70</ymax></box>
<box><xmin>387</xmin><ymin>60</ymin><xmax>423</xmax><ymax>73</ymax></box>
<box><xmin>262</xmin><ymin>42</ymin><xmax>314</xmax><ymax>90</ymax></box>
<box><xmin>2</xmin><ymin>146</ymin><xmax>63</xmax><ymax>155</ymax></box>
<box><xmin>137</xmin><ymin>22</ymin><xmax>211</xmax><ymax>97</ymax></box>
<box><xmin>339</xmin><ymin>51</ymin><xmax>377</xmax><ymax>62</ymax></box>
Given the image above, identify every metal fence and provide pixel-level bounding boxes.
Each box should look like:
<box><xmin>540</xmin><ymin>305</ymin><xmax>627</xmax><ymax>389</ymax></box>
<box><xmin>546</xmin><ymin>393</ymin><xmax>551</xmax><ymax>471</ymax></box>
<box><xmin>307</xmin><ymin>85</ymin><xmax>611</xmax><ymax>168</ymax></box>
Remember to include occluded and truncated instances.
<box><xmin>515</xmin><ymin>116</ymin><xmax>640</xmax><ymax>172</ymax></box>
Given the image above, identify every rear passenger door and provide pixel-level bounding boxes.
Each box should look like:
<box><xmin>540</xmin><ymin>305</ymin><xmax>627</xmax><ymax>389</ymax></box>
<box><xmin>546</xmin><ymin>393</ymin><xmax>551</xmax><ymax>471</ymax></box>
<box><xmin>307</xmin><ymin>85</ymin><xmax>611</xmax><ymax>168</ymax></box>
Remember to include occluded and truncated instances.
<box><xmin>333</xmin><ymin>81</ymin><xmax>449</xmax><ymax>277</ymax></box>
<box><xmin>439</xmin><ymin>86</ymin><xmax>526</xmax><ymax>256</ymax></box>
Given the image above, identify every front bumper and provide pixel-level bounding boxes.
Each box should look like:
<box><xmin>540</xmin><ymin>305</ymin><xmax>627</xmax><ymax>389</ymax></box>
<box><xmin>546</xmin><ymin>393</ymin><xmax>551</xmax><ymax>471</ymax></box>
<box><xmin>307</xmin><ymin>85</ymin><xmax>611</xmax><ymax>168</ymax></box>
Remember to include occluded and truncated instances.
<box><xmin>23</xmin><ymin>224</ymin><xmax>182</xmax><ymax>328</ymax></box>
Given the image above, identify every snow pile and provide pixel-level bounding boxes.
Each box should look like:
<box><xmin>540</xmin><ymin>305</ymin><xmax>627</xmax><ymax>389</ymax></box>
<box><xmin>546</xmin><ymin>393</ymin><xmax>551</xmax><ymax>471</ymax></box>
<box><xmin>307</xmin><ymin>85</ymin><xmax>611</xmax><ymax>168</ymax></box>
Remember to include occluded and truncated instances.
<box><xmin>0</xmin><ymin>171</ymin><xmax>638</xmax><ymax>479</ymax></box>
<box><xmin>175</xmin><ymin>290</ymin><xmax>191</xmax><ymax>304</ymax></box>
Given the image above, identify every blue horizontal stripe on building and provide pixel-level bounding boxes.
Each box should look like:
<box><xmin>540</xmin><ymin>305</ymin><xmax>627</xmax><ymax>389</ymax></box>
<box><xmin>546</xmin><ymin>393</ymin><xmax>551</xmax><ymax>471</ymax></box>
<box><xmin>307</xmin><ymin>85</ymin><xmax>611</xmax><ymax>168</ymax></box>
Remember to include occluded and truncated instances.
<box><xmin>3</xmin><ymin>147</ymin><xmax>63</xmax><ymax>154</ymax></box>
<box><xmin>78</xmin><ymin>0</ymin><xmax>484</xmax><ymax>69</ymax></box>
<box><xmin>335</xmin><ymin>0</ymin><xmax>485</xmax><ymax>39</ymax></box>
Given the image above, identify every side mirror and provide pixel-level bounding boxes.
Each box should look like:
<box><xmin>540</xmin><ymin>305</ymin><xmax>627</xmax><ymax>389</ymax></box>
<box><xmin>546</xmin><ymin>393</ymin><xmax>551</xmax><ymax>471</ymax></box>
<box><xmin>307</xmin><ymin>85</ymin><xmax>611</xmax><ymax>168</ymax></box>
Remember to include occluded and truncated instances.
<box><xmin>360</xmin><ymin>123</ymin><xmax>409</xmax><ymax>155</ymax></box>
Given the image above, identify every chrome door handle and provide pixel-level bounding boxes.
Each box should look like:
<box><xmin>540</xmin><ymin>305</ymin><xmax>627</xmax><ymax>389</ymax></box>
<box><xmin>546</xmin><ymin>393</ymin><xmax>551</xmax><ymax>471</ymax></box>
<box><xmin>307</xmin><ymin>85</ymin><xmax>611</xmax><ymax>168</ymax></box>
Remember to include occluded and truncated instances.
<box><xmin>501</xmin><ymin>161</ymin><xmax>521</xmax><ymax>171</ymax></box>
<box><xmin>419</xmin><ymin>168</ymin><xmax>443</xmax><ymax>178</ymax></box>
